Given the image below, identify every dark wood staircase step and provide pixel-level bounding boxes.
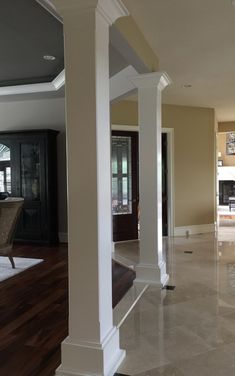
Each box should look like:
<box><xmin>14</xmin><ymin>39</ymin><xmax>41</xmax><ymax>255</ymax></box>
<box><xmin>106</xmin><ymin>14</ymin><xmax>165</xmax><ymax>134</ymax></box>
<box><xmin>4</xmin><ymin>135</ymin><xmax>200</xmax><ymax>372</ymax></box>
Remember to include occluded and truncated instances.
<box><xmin>112</xmin><ymin>260</ymin><xmax>136</xmax><ymax>308</ymax></box>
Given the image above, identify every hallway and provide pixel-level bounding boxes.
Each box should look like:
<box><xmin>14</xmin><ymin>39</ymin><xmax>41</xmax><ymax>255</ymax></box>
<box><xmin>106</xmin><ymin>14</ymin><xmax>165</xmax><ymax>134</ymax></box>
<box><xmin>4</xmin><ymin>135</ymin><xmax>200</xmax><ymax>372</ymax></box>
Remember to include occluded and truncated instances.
<box><xmin>115</xmin><ymin>234</ymin><xmax>235</xmax><ymax>375</ymax></box>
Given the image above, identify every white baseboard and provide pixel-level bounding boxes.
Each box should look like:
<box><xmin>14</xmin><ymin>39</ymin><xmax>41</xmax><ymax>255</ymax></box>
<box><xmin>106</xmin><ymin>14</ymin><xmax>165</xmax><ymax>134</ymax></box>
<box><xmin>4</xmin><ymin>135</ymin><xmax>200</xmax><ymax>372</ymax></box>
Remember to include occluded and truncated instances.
<box><xmin>174</xmin><ymin>223</ymin><xmax>215</xmax><ymax>237</ymax></box>
<box><xmin>59</xmin><ymin>232</ymin><xmax>68</xmax><ymax>243</ymax></box>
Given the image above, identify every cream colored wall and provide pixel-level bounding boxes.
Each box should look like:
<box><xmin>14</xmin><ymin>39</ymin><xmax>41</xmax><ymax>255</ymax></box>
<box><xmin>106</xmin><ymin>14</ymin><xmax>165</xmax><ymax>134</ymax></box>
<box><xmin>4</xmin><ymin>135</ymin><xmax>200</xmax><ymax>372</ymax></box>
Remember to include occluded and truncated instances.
<box><xmin>111</xmin><ymin>100</ymin><xmax>138</xmax><ymax>125</ymax></box>
<box><xmin>111</xmin><ymin>101</ymin><xmax>216</xmax><ymax>228</ymax></box>
<box><xmin>162</xmin><ymin>105</ymin><xmax>215</xmax><ymax>227</ymax></box>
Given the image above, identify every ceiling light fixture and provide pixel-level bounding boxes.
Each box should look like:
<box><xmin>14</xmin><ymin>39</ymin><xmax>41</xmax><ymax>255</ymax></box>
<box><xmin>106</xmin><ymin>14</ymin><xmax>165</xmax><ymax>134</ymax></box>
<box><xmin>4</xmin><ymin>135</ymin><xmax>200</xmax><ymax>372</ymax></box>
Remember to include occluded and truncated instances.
<box><xmin>182</xmin><ymin>84</ymin><xmax>192</xmax><ymax>88</ymax></box>
<box><xmin>43</xmin><ymin>55</ymin><xmax>56</xmax><ymax>61</ymax></box>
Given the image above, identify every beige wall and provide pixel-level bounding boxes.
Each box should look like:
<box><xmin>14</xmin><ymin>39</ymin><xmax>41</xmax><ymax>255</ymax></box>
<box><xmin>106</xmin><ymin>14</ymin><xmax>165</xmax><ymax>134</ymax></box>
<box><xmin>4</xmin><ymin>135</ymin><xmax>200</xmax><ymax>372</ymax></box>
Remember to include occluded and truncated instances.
<box><xmin>111</xmin><ymin>100</ymin><xmax>138</xmax><ymax>125</ymax></box>
<box><xmin>111</xmin><ymin>101</ymin><xmax>216</xmax><ymax>228</ymax></box>
<box><xmin>162</xmin><ymin>105</ymin><xmax>215</xmax><ymax>227</ymax></box>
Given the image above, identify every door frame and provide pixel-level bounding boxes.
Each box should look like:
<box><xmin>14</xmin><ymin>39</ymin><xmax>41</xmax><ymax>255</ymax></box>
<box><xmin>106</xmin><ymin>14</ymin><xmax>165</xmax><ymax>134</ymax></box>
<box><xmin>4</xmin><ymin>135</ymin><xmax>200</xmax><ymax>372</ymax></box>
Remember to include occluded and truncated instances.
<box><xmin>111</xmin><ymin>124</ymin><xmax>175</xmax><ymax>237</ymax></box>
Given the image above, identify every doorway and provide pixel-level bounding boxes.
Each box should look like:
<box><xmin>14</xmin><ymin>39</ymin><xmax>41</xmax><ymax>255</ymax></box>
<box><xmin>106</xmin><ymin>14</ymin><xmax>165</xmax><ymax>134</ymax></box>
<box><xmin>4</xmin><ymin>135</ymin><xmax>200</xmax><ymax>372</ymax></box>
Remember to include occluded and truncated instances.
<box><xmin>217</xmin><ymin>131</ymin><xmax>235</xmax><ymax>241</ymax></box>
<box><xmin>112</xmin><ymin>131</ymin><xmax>138</xmax><ymax>242</ymax></box>
<box><xmin>112</xmin><ymin>127</ymin><xmax>174</xmax><ymax>241</ymax></box>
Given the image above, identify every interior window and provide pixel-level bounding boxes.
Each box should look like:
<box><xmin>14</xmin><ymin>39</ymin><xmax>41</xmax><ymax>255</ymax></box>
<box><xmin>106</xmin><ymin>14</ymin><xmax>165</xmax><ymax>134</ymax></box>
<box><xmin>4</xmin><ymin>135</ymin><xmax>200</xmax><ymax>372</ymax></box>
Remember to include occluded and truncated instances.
<box><xmin>0</xmin><ymin>144</ymin><xmax>11</xmax><ymax>194</ymax></box>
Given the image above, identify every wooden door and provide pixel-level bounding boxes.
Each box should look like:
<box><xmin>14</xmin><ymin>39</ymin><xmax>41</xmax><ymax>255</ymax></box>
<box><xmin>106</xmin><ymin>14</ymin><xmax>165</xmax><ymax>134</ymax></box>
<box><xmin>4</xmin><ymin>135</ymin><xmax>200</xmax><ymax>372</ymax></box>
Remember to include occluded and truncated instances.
<box><xmin>162</xmin><ymin>133</ymin><xmax>168</xmax><ymax>236</ymax></box>
<box><xmin>112</xmin><ymin>131</ymin><xmax>139</xmax><ymax>242</ymax></box>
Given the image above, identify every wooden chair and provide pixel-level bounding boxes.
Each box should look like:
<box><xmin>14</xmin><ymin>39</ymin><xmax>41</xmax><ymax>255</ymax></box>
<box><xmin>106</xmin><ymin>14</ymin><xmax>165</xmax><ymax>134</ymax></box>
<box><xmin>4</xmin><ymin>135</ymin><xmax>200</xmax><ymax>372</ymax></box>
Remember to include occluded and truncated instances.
<box><xmin>0</xmin><ymin>198</ymin><xmax>24</xmax><ymax>268</ymax></box>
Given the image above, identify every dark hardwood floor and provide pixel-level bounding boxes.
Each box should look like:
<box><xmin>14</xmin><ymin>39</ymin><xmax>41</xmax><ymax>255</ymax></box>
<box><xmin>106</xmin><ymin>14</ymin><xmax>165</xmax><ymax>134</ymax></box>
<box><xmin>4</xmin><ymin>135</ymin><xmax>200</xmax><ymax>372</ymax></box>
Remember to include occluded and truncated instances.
<box><xmin>0</xmin><ymin>244</ymin><xmax>135</xmax><ymax>376</ymax></box>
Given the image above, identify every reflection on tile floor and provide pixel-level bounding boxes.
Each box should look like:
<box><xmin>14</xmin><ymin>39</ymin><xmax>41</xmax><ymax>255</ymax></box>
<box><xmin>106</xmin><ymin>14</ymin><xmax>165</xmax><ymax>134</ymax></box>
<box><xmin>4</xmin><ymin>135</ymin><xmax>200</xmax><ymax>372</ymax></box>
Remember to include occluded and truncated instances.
<box><xmin>115</xmin><ymin>232</ymin><xmax>235</xmax><ymax>376</ymax></box>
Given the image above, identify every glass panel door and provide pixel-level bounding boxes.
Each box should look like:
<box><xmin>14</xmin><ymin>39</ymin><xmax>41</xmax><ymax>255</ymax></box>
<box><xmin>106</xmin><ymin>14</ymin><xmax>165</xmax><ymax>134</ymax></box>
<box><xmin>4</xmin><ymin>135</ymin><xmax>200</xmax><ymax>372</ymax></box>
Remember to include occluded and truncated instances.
<box><xmin>112</xmin><ymin>136</ymin><xmax>132</xmax><ymax>215</ymax></box>
<box><xmin>112</xmin><ymin>131</ymin><xmax>138</xmax><ymax>242</ymax></box>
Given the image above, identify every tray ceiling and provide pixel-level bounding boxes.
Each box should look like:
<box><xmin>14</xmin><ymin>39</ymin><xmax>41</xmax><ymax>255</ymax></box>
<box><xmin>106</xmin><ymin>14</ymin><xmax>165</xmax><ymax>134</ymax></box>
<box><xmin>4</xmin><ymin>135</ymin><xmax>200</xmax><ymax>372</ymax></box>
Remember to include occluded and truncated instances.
<box><xmin>0</xmin><ymin>0</ymin><xmax>64</xmax><ymax>87</ymax></box>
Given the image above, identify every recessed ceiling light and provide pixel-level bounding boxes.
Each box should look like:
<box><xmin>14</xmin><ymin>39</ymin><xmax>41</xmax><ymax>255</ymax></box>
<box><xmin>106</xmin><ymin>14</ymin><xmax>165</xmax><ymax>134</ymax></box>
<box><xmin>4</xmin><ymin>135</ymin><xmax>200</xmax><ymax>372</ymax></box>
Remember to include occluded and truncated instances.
<box><xmin>182</xmin><ymin>83</ymin><xmax>192</xmax><ymax>88</ymax></box>
<box><xmin>43</xmin><ymin>55</ymin><xmax>56</xmax><ymax>61</ymax></box>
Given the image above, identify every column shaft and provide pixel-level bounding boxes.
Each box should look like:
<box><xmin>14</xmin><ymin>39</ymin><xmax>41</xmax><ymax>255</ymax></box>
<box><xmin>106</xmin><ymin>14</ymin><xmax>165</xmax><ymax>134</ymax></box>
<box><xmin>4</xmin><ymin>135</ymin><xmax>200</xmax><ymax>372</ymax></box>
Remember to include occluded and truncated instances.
<box><xmin>51</xmin><ymin>1</ymin><xmax>128</xmax><ymax>375</ymax></box>
<box><xmin>130</xmin><ymin>72</ymin><xmax>171</xmax><ymax>286</ymax></box>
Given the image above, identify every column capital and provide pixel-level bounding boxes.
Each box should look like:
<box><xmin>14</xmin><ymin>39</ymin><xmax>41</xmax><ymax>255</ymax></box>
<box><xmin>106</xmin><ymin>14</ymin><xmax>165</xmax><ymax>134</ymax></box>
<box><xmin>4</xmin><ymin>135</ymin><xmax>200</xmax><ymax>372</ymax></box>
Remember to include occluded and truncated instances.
<box><xmin>130</xmin><ymin>71</ymin><xmax>172</xmax><ymax>91</ymax></box>
<box><xmin>50</xmin><ymin>0</ymin><xmax>129</xmax><ymax>24</ymax></box>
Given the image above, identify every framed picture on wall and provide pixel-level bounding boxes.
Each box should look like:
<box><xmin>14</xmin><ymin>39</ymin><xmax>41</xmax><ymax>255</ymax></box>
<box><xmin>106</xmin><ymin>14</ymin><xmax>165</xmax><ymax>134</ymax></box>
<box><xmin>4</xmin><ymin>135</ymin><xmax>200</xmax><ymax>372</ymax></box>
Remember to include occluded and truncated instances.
<box><xmin>226</xmin><ymin>132</ymin><xmax>235</xmax><ymax>155</ymax></box>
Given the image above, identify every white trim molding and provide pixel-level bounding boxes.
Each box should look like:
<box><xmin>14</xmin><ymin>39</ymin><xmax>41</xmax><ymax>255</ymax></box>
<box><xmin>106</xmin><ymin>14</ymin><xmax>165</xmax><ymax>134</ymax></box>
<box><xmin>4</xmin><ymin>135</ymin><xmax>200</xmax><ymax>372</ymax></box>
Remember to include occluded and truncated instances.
<box><xmin>129</xmin><ymin>71</ymin><xmax>172</xmax><ymax>91</ymax></box>
<box><xmin>111</xmin><ymin>124</ymin><xmax>139</xmax><ymax>132</ymax></box>
<box><xmin>0</xmin><ymin>69</ymin><xmax>65</xmax><ymax>96</ymax></box>
<box><xmin>174</xmin><ymin>223</ymin><xmax>216</xmax><ymax>237</ymax></box>
<box><xmin>97</xmin><ymin>0</ymin><xmax>129</xmax><ymax>25</ymax></box>
<box><xmin>43</xmin><ymin>0</ymin><xmax>129</xmax><ymax>25</ymax></box>
<box><xmin>53</xmin><ymin>69</ymin><xmax>65</xmax><ymax>90</ymax></box>
<box><xmin>36</xmin><ymin>0</ymin><xmax>63</xmax><ymax>22</ymax></box>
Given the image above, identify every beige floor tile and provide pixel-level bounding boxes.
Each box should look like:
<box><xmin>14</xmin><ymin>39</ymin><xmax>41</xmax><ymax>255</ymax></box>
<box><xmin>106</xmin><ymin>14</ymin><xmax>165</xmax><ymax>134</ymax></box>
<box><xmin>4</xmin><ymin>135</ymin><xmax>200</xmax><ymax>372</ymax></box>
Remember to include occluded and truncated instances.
<box><xmin>115</xmin><ymin>229</ymin><xmax>235</xmax><ymax>376</ymax></box>
<box><xmin>175</xmin><ymin>347</ymin><xmax>235</xmax><ymax>376</ymax></box>
<box><xmin>130</xmin><ymin>364</ymin><xmax>184</xmax><ymax>375</ymax></box>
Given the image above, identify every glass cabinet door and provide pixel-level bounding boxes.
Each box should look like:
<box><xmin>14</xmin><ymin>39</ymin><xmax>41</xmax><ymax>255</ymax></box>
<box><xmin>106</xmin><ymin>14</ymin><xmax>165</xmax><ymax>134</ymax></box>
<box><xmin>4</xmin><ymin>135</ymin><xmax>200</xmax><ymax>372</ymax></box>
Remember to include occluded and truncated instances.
<box><xmin>20</xmin><ymin>143</ymin><xmax>40</xmax><ymax>201</ymax></box>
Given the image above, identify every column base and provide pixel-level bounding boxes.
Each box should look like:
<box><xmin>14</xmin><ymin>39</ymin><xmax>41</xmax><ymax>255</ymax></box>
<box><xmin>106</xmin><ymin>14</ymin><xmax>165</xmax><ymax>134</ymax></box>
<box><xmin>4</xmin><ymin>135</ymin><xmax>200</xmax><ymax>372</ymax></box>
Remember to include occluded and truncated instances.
<box><xmin>135</xmin><ymin>261</ymin><xmax>169</xmax><ymax>286</ymax></box>
<box><xmin>55</xmin><ymin>327</ymin><xmax>125</xmax><ymax>376</ymax></box>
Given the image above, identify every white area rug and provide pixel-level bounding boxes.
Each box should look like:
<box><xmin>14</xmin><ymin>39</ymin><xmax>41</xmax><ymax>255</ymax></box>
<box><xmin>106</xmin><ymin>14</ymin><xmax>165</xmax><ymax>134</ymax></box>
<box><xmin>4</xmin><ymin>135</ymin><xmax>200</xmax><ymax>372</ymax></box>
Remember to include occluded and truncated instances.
<box><xmin>0</xmin><ymin>256</ymin><xmax>43</xmax><ymax>282</ymax></box>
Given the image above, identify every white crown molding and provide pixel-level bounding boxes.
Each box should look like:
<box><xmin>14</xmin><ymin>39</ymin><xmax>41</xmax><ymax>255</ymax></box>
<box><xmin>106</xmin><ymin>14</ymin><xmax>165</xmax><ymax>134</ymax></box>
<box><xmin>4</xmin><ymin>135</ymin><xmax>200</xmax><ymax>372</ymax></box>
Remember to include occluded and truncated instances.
<box><xmin>0</xmin><ymin>82</ymin><xmax>54</xmax><ymax>96</ymax></box>
<box><xmin>97</xmin><ymin>0</ymin><xmax>129</xmax><ymax>25</ymax></box>
<box><xmin>43</xmin><ymin>0</ymin><xmax>128</xmax><ymax>24</ymax></box>
<box><xmin>129</xmin><ymin>71</ymin><xmax>172</xmax><ymax>91</ymax></box>
<box><xmin>53</xmin><ymin>69</ymin><xmax>65</xmax><ymax>90</ymax></box>
<box><xmin>0</xmin><ymin>69</ymin><xmax>65</xmax><ymax>96</ymax></box>
<box><xmin>36</xmin><ymin>0</ymin><xmax>62</xmax><ymax>22</ymax></box>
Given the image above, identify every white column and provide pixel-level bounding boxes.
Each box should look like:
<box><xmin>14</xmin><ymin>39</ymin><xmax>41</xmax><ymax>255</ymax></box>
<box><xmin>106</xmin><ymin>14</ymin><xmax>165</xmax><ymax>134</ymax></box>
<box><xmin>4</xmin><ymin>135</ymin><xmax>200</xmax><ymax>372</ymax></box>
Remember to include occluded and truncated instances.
<box><xmin>130</xmin><ymin>72</ymin><xmax>171</xmax><ymax>286</ymax></box>
<box><xmin>51</xmin><ymin>1</ymin><xmax>129</xmax><ymax>375</ymax></box>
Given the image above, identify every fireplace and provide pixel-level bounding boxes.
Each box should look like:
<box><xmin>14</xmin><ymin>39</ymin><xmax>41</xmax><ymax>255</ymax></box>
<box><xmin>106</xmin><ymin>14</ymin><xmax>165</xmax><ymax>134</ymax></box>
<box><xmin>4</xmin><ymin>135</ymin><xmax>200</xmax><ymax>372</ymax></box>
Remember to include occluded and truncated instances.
<box><xmin>219</xmin><ymin>180</ymin><xmax>235</xmax><ymax>205</ymax></box>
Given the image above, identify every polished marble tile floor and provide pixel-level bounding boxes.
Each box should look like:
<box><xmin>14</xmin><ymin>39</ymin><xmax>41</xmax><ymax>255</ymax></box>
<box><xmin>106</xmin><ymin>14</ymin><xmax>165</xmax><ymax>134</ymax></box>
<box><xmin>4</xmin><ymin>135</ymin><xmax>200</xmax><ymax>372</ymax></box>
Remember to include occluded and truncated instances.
<box><xmin>115</xmin><ymin>232</ymin><xmax>235</xmax><ymax>376</ymax></box>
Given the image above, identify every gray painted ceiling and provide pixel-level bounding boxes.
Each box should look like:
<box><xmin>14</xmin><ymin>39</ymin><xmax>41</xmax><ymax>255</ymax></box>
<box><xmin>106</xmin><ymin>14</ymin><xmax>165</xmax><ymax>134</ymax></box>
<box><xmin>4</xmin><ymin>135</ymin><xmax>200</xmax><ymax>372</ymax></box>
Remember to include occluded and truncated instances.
<box><xmin>0</xmin><ymin>0</ymin><xmax>64</xmax><ymax>87</ymax></box>
<box><xmin>0</xmin><ymin>0</ymin><xmax>130</xmax><ymax>101</ymax></box>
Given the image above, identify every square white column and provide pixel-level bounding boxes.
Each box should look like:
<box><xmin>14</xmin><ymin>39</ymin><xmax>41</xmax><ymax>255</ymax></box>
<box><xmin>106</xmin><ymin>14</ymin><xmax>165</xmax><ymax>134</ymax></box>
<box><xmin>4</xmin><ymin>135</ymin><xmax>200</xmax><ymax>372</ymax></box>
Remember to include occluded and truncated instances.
<box><xmin>50</xmin><ymin>1</ymin><xmax>129</xmax><ymax>375</ymax></box>
<box><xmin>130</xmin><ymin>72</ymin><xmax>171</xmax><ymax>286</ymax></box>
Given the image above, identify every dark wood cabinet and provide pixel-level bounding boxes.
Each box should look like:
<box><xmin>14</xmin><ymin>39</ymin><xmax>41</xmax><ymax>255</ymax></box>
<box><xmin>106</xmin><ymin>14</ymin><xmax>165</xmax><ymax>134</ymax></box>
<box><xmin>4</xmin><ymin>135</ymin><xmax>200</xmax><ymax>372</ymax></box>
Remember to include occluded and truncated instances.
<box><xmin>0</xmin><ymin>129</ymin><xmax>59</xmax><ymax>244</ymax></box>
